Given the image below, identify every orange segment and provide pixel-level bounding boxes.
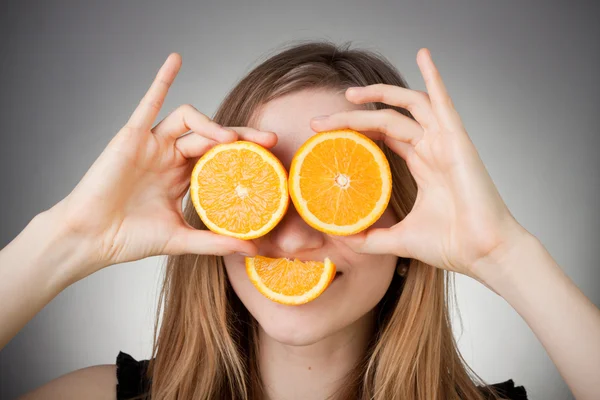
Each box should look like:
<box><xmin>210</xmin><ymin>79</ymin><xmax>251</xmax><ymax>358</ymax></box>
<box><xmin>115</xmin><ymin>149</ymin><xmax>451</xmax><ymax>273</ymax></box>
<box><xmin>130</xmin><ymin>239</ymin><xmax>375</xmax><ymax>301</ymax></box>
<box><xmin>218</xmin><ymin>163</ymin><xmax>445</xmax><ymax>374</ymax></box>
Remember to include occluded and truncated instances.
<box><xmin>246</xmin><ymin>256</ymin><xmax>336</xmax><ymax>305</ymax></box>
<box><xmin>289</xmin><ymin>129</ymin><xmax>392</xmax><ymax>235</ymax></box>
<box><xmin>190</xmin><ymin>141</ymin><xmax>289</xmax><ymax>239</ymax></box>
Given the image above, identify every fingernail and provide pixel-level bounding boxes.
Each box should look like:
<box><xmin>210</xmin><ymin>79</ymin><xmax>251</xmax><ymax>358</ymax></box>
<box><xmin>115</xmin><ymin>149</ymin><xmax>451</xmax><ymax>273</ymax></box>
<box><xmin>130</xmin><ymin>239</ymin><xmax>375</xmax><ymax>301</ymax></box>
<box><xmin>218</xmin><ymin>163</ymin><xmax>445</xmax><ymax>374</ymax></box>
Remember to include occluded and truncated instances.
<box><xmin>312</xmin><ymin>115</ymin><xmax>329</xmax><ymax>121</ymax></box>
<box><xmin>237</xmin><ymin>252</ymin><xmax>252</xmax><ymax>257</ymax></box>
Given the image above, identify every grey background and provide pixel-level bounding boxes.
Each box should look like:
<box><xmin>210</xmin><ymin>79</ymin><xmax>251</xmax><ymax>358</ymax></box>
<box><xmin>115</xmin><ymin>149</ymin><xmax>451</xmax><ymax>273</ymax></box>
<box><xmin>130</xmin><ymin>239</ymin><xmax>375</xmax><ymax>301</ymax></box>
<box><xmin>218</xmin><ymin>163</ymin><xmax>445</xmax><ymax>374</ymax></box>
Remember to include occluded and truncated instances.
<box><xmin>1</xmin><ymin>1</ymin><xmax>598</xmax><ymax>398</ymax></box>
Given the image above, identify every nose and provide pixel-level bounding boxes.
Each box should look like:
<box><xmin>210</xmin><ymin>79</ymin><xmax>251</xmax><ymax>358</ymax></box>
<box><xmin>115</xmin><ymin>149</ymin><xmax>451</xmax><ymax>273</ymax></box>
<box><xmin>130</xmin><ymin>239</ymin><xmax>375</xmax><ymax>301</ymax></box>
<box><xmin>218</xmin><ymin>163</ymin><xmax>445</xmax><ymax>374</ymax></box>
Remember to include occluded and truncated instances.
<box><xmin>262</xmin><ymin>203</ymin><xmax>325</xmax><ymax>255</ymax></box>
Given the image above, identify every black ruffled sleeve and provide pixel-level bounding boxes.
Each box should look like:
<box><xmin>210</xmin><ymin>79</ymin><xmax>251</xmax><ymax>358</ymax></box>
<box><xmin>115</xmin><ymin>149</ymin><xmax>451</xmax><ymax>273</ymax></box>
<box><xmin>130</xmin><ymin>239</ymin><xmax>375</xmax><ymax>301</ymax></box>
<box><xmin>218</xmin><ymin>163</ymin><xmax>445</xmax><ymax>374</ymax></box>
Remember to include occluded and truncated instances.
<box><xmin>116</xmin><ymin>351</ymin><xmax>152</xmax><ymax>400</ymax></box>
<box><xmin>484</xmin><ymin>379</ymin><xmax>528</xmax><ymax>399</ymax></box>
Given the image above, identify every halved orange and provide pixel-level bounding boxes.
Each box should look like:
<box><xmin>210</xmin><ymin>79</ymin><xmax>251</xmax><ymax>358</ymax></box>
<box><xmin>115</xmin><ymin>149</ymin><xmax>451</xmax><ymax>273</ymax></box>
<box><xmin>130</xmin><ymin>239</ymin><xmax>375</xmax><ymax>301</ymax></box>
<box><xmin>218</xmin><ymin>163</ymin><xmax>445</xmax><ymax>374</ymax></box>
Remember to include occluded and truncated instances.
<box><xmin>190</xmin><ymin>141</ymin><xmax>289</xmax><ymax>240</ymax></box>
<box><xmin>289</xmin><ymin>129</ymin><xmax>392</xmax><ymax>236</ymax></box>
<box><xmin>246</xmin><ymin>256</ymin><xmax>336</xmax><ymax>305</ymax></box>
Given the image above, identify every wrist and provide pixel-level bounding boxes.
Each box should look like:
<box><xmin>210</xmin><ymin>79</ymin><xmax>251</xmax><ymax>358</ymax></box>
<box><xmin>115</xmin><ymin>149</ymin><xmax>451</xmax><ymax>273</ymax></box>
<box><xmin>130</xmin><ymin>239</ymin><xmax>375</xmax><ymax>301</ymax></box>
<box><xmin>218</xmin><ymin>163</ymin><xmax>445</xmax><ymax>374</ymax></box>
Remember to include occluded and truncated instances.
<box><xmin>471</xmin><ymin>225</ymin><xmax>547</xmax><ymax>295</ymax></box>
<box><xmin>33</xmin><ymin>201</ymin><xmax>108</xmax><ymax>289</ymax></box>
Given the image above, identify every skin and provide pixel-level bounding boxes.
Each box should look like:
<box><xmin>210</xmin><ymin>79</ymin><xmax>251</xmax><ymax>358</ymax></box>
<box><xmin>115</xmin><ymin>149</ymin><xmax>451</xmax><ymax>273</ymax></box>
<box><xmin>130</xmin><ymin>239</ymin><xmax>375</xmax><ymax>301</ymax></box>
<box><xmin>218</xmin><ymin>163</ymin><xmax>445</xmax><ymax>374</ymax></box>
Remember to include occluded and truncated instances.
<box><xmin>0</xmin><ymin>49</ymin><xmax>598</xmax><ymax>399</ymax></box>
<box><xmin>222</xmin><ymin>90</ymin><xmax>398</xmax><ymax>399</ymax></box>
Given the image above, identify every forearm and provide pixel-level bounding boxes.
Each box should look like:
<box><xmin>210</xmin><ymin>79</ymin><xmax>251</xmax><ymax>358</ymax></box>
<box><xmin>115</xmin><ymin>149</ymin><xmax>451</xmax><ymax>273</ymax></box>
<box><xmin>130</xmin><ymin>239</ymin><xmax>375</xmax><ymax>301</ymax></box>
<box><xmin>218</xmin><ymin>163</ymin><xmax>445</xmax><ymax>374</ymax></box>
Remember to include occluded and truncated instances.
<box><xmin>478</xmin><ymin>231</ymin><xmax>600</xmax><ymax>400</ymax></box>
<box><xmin>0</xmin><ymin>204</ymin><xmax>100</xmax><ymax>349</ymax></box>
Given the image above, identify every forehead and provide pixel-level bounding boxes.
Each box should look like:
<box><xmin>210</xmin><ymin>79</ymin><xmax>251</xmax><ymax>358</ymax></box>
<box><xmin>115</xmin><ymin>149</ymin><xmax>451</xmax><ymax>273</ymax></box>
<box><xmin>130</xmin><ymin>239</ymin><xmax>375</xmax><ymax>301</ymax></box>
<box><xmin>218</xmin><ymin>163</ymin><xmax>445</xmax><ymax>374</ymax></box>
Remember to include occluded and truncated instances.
<box><xmin>251</xmin><ymin>89</ymin><xmax>364</xmax><ymax>168</ymax></box>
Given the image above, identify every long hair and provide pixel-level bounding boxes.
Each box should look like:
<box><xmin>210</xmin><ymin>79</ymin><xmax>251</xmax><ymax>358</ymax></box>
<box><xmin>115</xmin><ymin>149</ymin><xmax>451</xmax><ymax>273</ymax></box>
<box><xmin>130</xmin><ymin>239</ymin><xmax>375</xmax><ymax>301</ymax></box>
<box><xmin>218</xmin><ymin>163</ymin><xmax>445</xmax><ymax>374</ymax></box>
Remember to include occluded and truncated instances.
<box><xmin>141</xmin><ymin>40</ymin><xmax>502</xmax><ymax>399</ymax></box>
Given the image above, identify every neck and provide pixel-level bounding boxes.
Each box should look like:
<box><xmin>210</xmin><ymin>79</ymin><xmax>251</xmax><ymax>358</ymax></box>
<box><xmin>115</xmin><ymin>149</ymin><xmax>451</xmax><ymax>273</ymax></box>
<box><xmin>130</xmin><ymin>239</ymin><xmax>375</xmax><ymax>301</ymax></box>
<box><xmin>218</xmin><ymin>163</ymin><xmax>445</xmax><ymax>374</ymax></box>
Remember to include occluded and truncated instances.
<box><xmin>258</xmin><ymin>311</ymin><xmax>375</xmax><ymax>400</ymax></box>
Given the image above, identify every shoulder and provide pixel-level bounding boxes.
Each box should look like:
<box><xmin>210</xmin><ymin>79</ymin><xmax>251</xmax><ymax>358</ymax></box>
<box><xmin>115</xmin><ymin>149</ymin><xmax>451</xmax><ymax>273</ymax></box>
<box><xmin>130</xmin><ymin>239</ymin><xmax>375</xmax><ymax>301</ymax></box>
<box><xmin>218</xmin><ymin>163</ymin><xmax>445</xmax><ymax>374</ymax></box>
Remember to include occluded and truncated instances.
<box><xmin>482</xmin><ymin>379</ymin><xmax>528</xmax><ymax>400</ymax></box>
<box><xmin>19</xmin><ymin>364</ymin><xmax>116</xmax><ymax>400</ymax></box>
<box><xmin>18</xmin><ymin>352</ymin><xmax>152</xmax><ymax>400</ymax></box>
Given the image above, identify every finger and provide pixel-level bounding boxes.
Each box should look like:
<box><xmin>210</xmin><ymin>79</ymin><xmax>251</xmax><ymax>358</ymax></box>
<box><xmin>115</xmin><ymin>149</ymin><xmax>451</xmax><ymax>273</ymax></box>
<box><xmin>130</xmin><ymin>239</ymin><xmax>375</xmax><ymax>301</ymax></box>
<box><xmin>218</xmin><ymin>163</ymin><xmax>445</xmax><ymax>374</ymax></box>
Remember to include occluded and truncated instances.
<box><xmin>174</xmin><ymin>127</ymin><xmax>278</xmax><ymax>159</ymax></box>
<box><xmin>227</xmin><ymin>127</ymin><xmax>278</xmax><ymax>148</ymax></box>
<box><xmin>344</xmin><ymin>84</ymin><xmax>438</xmax><ymax>130</ymax></box>
<box><xmin>310</xmin><ymin>109</ymin><xmax>424</xmax><ymax>146</ymax></box>
<box><xmin>383</xmin><ymin>137</ymin><xmax>415</xmax><ymax>160</ymax></box>
<box><xmin>127</xmin><ymin>53</ymin><xmax>182</xmax><ymax>131</ymax></box>
<box><xmin>345</xmin><ymin>130</ymin><xmax>416</xmax><ymax>160</ymax></box>
<box><xmin>152</xmin><ymin>104</ymin><xmax>237</xmax><ymax>142</ymax></box>
<box><xmin>416</xmin><ymin>48</ymin><xmax>463</xmax><ymax>130</ymax></box>
<box><xmin>166</xmin><ymin>227</ymin><xmax>258</xmax><ymax>257</ymax></box>
<box><xmin>334</xmin><ymin>225</ymin><xmax>411</xmax><ymax>258</ymax></box>
<box><xmin>174</xmin><ymin>134</ymin><xmax>218</xmax><ymax>159</ymax></box>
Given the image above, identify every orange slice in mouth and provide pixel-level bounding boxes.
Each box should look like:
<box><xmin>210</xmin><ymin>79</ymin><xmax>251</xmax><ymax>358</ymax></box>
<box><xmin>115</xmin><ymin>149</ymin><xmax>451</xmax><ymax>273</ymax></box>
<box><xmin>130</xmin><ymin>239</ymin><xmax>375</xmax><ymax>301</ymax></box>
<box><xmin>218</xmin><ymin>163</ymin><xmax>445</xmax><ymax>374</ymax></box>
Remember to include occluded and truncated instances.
<box><xmin>245</xmin><ymin>256</ymin><xmax>336</xmax><ymax>305</ymax></box>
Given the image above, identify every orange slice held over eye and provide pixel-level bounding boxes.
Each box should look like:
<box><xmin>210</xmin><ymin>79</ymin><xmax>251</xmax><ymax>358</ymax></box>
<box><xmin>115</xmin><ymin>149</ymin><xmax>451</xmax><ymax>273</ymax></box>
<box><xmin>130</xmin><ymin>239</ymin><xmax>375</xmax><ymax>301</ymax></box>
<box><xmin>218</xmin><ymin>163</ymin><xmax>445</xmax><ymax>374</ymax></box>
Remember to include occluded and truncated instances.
<box><xmin>246</xmin><ymin>256</ymin><xmax>336</xmax><ymax>305</ymax></box>
<box><xmin>190</xmin><ymin>141</ymin><xmax>289</xmax><ymax>240</ymax></box>
<box><xmin>289</xmin><ymin>129</ymin><xmax>392</xmax><ymax>236</ymax></box>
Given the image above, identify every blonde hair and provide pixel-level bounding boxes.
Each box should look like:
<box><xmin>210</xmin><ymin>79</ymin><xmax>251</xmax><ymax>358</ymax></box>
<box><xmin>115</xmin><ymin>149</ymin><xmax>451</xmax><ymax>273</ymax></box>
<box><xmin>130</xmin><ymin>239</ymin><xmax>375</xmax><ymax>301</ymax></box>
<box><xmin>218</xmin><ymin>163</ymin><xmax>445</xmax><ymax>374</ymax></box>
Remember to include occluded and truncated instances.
<box><xmin>141</xmin><ymin>41</ymin><xmax>503</xmax><ymax>400</ymax></box>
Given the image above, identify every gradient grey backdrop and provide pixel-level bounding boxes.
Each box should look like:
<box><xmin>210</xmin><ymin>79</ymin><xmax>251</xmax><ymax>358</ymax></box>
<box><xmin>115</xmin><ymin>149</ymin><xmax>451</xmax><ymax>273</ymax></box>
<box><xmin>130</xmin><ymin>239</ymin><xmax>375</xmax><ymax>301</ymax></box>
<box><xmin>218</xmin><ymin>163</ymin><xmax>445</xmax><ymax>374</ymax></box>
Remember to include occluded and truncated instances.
<box><xmin>1</xmin><ymin>1</ymin><xmax>598</xmax><ymax>398</ymax></box>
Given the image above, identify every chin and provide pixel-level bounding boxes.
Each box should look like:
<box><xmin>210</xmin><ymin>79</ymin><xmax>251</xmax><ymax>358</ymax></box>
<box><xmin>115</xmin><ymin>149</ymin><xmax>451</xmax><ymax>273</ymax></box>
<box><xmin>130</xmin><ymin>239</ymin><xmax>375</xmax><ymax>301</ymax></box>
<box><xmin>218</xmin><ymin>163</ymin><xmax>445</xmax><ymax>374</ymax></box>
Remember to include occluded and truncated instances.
<box><xmin>253</xmin><ymin>300</ymin><xmax>340</xmax><ymax>346</ymax></box>
<box><xmin>236</xmin><ymin>275</ymin><xmax>351</xmax><ymax>346</ymax></box>
<box><xmin>259</xmin><ymin>318</ymin><xmax>330</xmax><ymax>346</ymax></box>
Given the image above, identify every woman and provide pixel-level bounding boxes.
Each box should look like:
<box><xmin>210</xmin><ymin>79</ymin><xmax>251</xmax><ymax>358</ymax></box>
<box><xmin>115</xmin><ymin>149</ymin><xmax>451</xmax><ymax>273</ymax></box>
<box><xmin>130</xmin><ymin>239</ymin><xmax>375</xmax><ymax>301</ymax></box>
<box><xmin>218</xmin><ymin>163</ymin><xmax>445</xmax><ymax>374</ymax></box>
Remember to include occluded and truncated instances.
<box><xmin>1</xmin><ymin>41</ymin><xmax>598</xmax><ymax>399</ymax></box>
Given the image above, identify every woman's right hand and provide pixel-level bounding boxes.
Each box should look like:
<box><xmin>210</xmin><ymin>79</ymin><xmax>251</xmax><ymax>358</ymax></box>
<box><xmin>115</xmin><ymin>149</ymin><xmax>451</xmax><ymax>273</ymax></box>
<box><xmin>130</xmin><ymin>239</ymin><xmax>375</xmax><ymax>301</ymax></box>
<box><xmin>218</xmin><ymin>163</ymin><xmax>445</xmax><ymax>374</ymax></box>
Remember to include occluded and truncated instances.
<box><xmin>48</xmin><ymin>53</ymin><xmax>272</xmax><ymax>277</ymax></box>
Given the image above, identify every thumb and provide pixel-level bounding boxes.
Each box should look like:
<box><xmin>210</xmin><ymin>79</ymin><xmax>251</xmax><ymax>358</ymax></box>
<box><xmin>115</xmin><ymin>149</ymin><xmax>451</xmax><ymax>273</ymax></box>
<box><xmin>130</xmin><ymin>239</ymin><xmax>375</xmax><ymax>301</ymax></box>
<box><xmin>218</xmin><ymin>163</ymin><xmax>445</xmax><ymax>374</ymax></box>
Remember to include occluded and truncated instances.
<box><xmin>332</xmin><ymin>224</ymin><xmax>412</xmax><ymax>258</ymax></box>
<box><xmin>167</xmin><ymin>227</ymin><xmax>258</xmax><ymax>257</ymax></box>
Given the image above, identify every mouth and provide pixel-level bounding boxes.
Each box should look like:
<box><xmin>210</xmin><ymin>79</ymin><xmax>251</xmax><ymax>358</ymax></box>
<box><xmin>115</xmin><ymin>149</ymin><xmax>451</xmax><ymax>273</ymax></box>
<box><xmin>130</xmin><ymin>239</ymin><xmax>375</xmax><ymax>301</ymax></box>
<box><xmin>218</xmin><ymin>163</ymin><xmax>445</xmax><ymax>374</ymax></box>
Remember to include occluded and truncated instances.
<box><xmin>245</xmin><ymin>254</ymin><xmax>344</xmax><ymax>282</ymax></box>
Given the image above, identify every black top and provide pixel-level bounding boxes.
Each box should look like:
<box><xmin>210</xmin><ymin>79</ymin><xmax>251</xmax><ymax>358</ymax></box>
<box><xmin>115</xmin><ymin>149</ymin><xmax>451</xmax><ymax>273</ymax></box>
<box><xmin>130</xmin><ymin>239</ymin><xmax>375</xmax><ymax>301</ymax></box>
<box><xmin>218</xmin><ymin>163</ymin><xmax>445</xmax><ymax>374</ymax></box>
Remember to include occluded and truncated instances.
<box><xmin>116</xmin><ymin>351</ymin><xmax>528</xmax><ymax>399</ymax></box>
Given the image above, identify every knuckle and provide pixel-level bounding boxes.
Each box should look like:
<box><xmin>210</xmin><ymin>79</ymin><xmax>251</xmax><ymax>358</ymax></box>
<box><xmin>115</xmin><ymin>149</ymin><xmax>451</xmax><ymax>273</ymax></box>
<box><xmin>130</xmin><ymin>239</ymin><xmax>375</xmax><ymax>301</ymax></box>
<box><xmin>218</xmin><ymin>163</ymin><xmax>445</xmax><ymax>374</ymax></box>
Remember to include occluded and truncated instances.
<box><xmin>156</xmin><ymin>76</ymin><xmax>172</xmax><ymax>88</ymax></box>
<box><xmin>379</xmin><ymin>108</ymin><xmax>398</xmax><ymax>122</ymax></box>
<box><xmin>376</xmin><ymin>116</ymin><xmax>392</xmax><ymax>134</ymax></box>
<box><xmin>179</xmin><ymin>103</ymin><xmax>196</xmax><ymax>113</ymax></box>
<box><xmin>444</xmin><ymin>95</ymin><xmax>455</xmax><ymax>108</ymax></box>
<box><xmin>405</xmin><ymin>91</ymin><xmax>429</xmax><ymax>114</ymax></box>
<box><xmin>369</xmin><ymin>84</ymin><xmax>385</xmax><ymax>97</ymax></box>
<box><xmin>181</xmin><ymin>103</ymin><xmax>209</xmax><ymax>122</ymax></box>
<box><xmin>142</xmin><ymin>96</ymin><xmax>163</xmax><ymax>112</ymax></box>
<box><xmin>375</xmin><ymin>109</ymin><xmax>401</xmax><ymax>135</ymax></box>
<box><xmin>414</xmin><ymin>90</ymin><xmax>430</xmax><ymax>104</ymax></box>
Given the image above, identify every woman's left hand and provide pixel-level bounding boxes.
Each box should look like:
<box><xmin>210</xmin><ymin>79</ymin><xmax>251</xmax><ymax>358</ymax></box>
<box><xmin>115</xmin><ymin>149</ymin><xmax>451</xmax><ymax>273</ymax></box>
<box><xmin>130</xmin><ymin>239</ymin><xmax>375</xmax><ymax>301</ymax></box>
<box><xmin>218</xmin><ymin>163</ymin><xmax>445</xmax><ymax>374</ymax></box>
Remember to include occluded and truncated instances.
<box><xmin>310</xmin><ymin>48</ymin><xmax>529</xmax><ymax>281</ymax></box>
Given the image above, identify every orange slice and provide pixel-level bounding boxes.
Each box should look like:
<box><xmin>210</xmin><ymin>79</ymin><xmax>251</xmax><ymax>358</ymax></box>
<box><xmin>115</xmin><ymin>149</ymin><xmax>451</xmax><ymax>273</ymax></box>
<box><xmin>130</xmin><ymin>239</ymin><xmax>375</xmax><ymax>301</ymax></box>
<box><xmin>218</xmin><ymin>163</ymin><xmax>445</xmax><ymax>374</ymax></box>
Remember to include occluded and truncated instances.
<box><xmin>289</xmin><ymin>129</ymin><xmax>392</xmax><ymax>236</ymax></box>
<box><xmin>190</xmin><ymin>141</ymin><xmax>289</xmax><ymax>240</ymax></box>
<box><xmin>246</xmin><ymin>256</ymin><xmax>336</xmax><ymax>305</ymax></box>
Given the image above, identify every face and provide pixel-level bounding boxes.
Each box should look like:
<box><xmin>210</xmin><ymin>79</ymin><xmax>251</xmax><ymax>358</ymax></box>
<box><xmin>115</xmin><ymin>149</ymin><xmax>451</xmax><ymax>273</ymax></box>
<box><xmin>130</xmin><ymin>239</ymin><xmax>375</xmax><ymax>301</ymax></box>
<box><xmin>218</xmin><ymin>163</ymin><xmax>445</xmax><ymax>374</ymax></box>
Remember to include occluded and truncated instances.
<box><xmin>223</xmin><ymin>89</ymin><xmax>399</xmax><ymax>346</ymax></box>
